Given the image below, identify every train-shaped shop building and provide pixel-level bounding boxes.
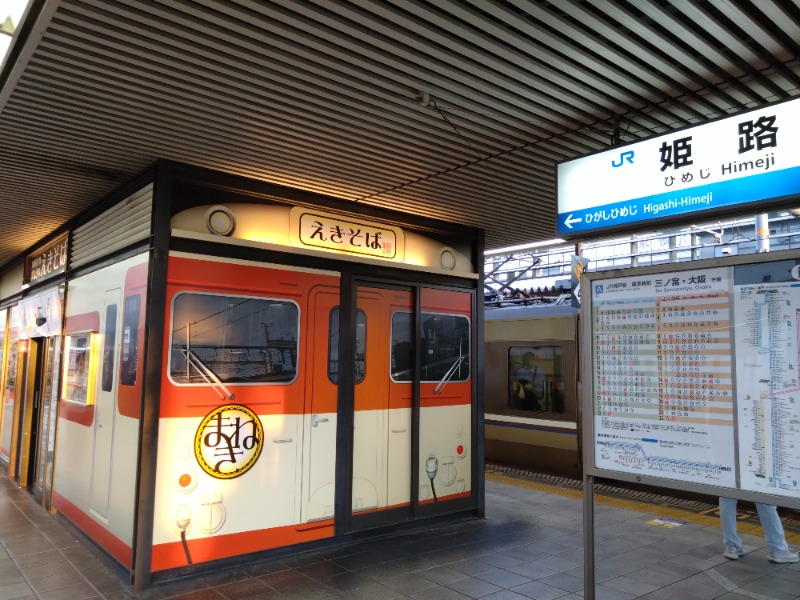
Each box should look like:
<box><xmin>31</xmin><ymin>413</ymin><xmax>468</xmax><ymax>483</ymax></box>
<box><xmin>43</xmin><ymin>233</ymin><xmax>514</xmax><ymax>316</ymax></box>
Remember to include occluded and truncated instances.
<box><xmin>0</xmin><ymin>162</ymin><xmax>485</xmax><ymax>588</ymax></box>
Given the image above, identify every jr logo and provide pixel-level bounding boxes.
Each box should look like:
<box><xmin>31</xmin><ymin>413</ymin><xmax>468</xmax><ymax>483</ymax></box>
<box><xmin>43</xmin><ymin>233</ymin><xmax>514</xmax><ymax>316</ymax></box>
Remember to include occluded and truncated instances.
<box><xmin>612</xmin><ymin>150</ymin><xmax>635</xmax><ymax>168</ymax></box>
<box><xmin>595</xmin><ymin>284</ymin><xmax>604</xmax><ymax>295</ymax></box>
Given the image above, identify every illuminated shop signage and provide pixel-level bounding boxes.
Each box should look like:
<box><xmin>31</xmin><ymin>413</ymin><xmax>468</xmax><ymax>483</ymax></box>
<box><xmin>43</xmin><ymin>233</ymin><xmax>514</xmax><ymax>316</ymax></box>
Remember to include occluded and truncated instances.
<box><xmin>557</xmin><ymin>96</ymin><xmax>800</xmax><ymax>237</ymax></box>
<box><xmin>194</xmin><ymin>404</ymin><xmax>263</xmax><ymax>479</ymax></box>
<box><xmin>291</xmin><ymin>208</ymin><xmax>403</xmax><ymax>260</ymax></box>
<box><xmin>24</xmin><ymin>233</ymin><xmax>68</xmax><ymax>285</ymax></box>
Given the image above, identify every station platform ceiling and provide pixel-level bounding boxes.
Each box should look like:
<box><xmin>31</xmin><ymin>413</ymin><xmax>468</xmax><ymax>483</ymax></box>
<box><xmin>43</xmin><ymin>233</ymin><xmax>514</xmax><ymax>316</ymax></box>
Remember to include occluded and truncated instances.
<box><xmin>1</xmin><ymin>0</ymin><xmax>799</xmax><ymax>270</ymax></box>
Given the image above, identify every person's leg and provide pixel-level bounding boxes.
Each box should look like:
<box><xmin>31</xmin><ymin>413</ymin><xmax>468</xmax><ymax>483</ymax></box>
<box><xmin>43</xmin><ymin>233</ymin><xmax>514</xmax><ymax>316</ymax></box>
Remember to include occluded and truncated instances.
<box><xmin>719</xmin><ymin>497</ymin><xmax>743</xmax><ymax>551</ymax></box>
<box><xmin>754</xmin><ymin>503</ymin><xmax>790</xmax><ymax>554</ymax></box>
<box><xmin>719</xmin><ymin>497</ymin><xmax>744</xmax><ymax>560</ymax></box>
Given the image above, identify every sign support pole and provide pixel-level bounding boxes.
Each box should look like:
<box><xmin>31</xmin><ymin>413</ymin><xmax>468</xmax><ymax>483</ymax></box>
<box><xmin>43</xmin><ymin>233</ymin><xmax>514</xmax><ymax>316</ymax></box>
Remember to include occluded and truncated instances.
<box><xmin>583</xmin><ymin>473</ymin><xmax>595</xmax><ymax>600</ymax></box>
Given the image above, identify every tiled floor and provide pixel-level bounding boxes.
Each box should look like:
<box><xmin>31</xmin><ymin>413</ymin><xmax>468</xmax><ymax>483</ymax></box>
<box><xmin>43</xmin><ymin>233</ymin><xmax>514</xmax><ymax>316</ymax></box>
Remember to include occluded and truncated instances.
<box><xmin>2</xmin><ymin>469</ymin><xmax>799</xmax><ymax>599</ymax></box>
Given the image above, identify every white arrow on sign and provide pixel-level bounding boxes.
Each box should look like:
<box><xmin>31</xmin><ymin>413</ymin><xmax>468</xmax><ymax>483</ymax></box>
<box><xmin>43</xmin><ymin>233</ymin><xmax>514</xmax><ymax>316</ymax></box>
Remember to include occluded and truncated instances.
<box><xmin>564</xmin><ymin>214</ymin><xmax>583</xmax><ymax>229</ymax></box>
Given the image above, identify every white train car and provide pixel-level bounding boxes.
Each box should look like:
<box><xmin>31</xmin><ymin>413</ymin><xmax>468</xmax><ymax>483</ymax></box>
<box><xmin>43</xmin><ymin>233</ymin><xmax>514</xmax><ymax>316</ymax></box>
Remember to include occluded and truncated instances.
<box><xmin>484</xmin><ymin>304</ymin><xmax>581</xmax><ymax>478</ymax></box>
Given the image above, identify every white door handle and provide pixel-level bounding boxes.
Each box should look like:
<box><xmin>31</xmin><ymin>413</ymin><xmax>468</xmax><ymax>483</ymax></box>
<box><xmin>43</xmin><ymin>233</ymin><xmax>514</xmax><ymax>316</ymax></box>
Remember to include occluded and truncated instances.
<box><xmin>312</xmin><ymin>414</ymin><xmax>329</xmax><ymax>427</ymax></box>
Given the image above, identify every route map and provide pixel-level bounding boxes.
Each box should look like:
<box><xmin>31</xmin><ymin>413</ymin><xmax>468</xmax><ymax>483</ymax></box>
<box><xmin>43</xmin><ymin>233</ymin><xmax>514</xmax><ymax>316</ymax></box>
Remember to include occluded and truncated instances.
<box><xmin>733</xmin><ymin>262</ymin><xmax>800</xmax><ymax>498</ymax></box>
<box><xmin>591</xmin><ymin>267</ymin><xmax>737</xmax><ymax>487</ymax></box>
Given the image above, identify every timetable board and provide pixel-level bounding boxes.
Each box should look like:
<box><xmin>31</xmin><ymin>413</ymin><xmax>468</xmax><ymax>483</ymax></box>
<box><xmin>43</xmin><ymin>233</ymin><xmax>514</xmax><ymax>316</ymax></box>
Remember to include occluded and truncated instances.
<box><xmin>586</xmin><ymin>256</ymin><xmax>800</xmax><ymax>501</ymax></box>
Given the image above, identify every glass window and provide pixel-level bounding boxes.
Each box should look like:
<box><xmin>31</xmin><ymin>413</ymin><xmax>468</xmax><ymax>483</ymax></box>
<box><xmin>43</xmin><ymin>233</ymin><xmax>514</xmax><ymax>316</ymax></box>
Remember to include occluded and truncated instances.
<box><xmin>391</xmin><ymin>312</ymin><xmax>470</xmax><ymax>383</ymax></box>
<box><xmin>508</xmin><ymin>345</ymin><xmax>565</xmax><ymax>413</ymax></box>
<box><xmin>101</xmin><ymin>304</ymin><xmax>117</xmax><ymax>392</ymax></box>
<box><xmin>391</xmin><ymin>312</ymin><xmax>414</xmax><ymax>382</ymax></box>
<box><xmin>120</xmin><ymin>295</ymin><xmax>140</xmax><ymax>386</ymax></box>
<box><xmin>63</xmin><ymin>333</ymin><xmax>96</xmax><ymax>405</ymax></box>
<box><xmin>328</xmin><ymin>308</ymin><xmax>366</xmax><ymax>384</ymax></box>
<box><xmin>169</xmin><ymin>293</ymin><xmax>299</xmax><ymax>385</ymax></box>
<box><xmin>0</xmin><ymin>309</ymin><xmax>14</xmax><ymax>459</ymax></box>
<box><xmin>0</xmin><ymin>340</ymin><xmax>16</xmax><ymax>457</ymax></box>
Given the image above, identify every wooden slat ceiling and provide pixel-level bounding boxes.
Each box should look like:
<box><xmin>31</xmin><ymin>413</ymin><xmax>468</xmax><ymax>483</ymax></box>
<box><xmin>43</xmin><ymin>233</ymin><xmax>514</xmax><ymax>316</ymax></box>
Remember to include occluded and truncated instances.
<box><xmin>1</xmin><ymin>0</ymin><xmax>799</xmax><ymax>269</ymax></box>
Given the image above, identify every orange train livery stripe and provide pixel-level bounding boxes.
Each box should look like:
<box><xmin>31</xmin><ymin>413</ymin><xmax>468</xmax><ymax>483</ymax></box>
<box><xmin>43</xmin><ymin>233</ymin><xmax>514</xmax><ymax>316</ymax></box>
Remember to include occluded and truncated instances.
<box><xmin>421</xmin><ymin>287</ymin><xmax>472</xmax><ymax>313</ymax></box>
<box><xmin>65</xmin><ymin>312</ymin><xmax>100</xmax><ymax>335</ymax></box>
<box><xmin>419</xmin><ymin>490</ymin><xmax>472</xmax><ymax>505</ymax></box>
<box><xmin>118</xmin><ymin>262</ymin><xmax>148</xmax><ymax>419</ymax></box>
<box><xmin>52</xmin><ymin>492</ymin><xmax>133</xmax><ymax>568</ymax></box>
<box><xmin>151</xmin><ymin>519</ymin><xmax>334</xmax><ymax>572</ymax></box>
<box><xmin>58</xmin><ymin>399</ymin><xmax>94</xmax><ymax>427</ymax></box>
<box><xmin>160</xmin><ymin>256</ymin><xmax>340</xmax><ymax>419</ymax></box>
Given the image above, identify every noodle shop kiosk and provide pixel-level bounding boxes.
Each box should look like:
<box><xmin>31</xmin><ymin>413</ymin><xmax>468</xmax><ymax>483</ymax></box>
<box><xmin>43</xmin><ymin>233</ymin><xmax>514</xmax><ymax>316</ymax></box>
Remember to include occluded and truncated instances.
<box><xmin>0</xmin><ymin>161</ymin><xmax>485</xmax><ymax>589</ymax></box>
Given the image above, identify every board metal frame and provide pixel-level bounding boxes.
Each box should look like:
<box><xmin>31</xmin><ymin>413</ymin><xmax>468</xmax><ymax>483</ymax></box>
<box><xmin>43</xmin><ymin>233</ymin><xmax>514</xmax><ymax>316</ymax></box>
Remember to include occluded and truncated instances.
<box><xmin>580</xmin><ymin>247</ymin><xmax>800</xmax><ymax>511</ymax></box>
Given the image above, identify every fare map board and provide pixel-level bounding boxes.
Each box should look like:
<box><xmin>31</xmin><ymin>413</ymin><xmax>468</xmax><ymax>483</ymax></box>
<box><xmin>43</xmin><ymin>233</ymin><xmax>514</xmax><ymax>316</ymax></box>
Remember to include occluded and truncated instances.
<box><xmin>733</xmin><ymin>263</ymin><xmax>800</xmax><ymax>497</ymax></box>
<box><xmin>589</xmin><ymin>258</ymin><xmax>800</xmax><ymax>500</ymax></box>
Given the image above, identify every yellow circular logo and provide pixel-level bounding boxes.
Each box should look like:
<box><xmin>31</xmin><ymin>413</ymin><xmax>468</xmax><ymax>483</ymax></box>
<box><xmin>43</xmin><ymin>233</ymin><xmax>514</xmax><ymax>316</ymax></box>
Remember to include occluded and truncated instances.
<box><xmin>194</xmin><ymin>404</ymin><xmax>263</xmax><ymax>479</ymax></box>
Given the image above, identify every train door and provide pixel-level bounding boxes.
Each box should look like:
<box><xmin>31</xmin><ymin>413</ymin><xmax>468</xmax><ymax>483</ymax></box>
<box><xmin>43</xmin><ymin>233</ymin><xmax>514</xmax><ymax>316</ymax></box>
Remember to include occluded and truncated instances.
<box><xmin>89</xmin><ymin>290</ymin><xmax>120</xmax><ymax>519</ymax></box>
<box><xmin>418</xmin><ymin>288</ymin><xmax>473</xmax><ymax>505</ymax></box>
<box><xmin>302</xmin><ymin>286</ymin><xmax>340</xmax><ymax>522</ymax></box>
<box><xmin>303</xmin><ymin>281</ymin><xmax>474</xmax><ymax>526</ymax></box>
<box><xmin>351</xmin><ymin>286</ymin><xmax>413</xmax><ymax>517</ymax></box>
<box><xmin>349</xmin><ymin>284</ymin><xmax>473</xmax><ymax>524</ymax></box>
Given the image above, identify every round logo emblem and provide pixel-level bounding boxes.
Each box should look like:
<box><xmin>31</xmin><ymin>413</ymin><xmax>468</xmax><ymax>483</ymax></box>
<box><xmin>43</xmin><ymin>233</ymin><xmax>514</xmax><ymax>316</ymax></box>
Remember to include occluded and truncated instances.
<box><xmin>194</xmin><ymin>404</ymin><xmax>264</xmax><ymax>479</ymax></box>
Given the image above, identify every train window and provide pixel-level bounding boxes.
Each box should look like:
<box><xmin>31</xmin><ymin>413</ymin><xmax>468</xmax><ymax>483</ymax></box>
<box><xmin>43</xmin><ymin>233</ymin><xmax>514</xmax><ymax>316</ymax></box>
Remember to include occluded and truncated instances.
<box><xmin>169</xmin><ymin>293</ymin><xmax>299</xmax><ymax>385</ymax></box>
<box><xmin>390</xmin><ymin>312</ymin><xmax>413</xmax><ymax>381</ymax></box>
<box><xmin>328</xmin><ymin>308</ymin><xmax>367</xmax><ymax>384</ymax></box>
<box><xmin>508</xmin><ymin>346</ymin><xmax>565</xmax><ymax>413</ymax></box>
<box><xmin>391</xmin><ymin>312</ymin><xmax>470</xmax><ymax>383</ymax></box>
<box><xmin>101</xmin><ymin>304</ymin><xmax>117</xmax><ymax>392</ymax></box>
<box><xmin>120</xmin><ymin>295</ymin><xmax>140</xmax><ymax>386</ymax></box>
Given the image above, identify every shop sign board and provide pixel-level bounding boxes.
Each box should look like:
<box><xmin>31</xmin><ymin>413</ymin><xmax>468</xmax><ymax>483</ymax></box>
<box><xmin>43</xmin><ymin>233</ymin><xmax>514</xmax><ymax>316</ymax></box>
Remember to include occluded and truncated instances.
<box><xmin>24</xmin><ymin>233</ymin><xmax>68</xmax><ymax>285</ymax></box>
<box><xmin>557</xmin><ymin>97</ymin><xmax>800</xmax><ymax>237</ymax></box>
<box><xmin>290</xmin><ymin>208</ymin><xmax>403</xmax><ymax>260</ymax></box>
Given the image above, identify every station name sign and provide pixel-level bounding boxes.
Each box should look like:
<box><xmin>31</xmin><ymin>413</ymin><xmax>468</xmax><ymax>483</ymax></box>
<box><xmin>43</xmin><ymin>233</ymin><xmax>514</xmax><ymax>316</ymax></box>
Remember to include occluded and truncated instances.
<box><xmin>24</xmin><ymin>233</ymin><xmax>68</xmax><ymax>285</ymax></box>
<box><xmin>556</xmin><ymin>96</ymin><xmax>800</xmax><ymax>237</ymax></box>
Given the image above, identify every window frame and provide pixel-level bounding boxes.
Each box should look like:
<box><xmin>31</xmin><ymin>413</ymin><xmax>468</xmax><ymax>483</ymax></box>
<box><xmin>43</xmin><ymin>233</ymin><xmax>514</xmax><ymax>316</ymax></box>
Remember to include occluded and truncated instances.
<box><xmin>328</xmin><ymin>306</ymin><xmax>367</xmax><ymax>385</ymax></box>
<box><xmin>62</xmin><ymin>331</ymin><xmax>99</xmax><ymax>406</ymax></box>
<box><xmin>507</xmin><ymin>344</ymin><xmax>567</xmax><ymax>415</ymax></box>
<box><xmin>390</xmin><ymin>310</ymin><xmax>471</xmax><ymax>384</ymax></box>
<box><xmin>167</xmin><ymin>291</ymin><xmax>301</xmax><ymax>387</ymax></box>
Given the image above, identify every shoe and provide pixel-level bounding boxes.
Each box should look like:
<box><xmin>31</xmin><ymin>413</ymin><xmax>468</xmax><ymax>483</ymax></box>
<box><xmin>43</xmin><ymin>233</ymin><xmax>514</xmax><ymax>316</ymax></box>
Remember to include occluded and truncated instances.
<box><xmin>768</xmin><ymin>551</ymin><xmax>799</xmax><ymax>564</ymax></box>
<box><xmin>724</xmin><ymin>544</ymin><xmax>744</xmax><ymax>560</ymax></box>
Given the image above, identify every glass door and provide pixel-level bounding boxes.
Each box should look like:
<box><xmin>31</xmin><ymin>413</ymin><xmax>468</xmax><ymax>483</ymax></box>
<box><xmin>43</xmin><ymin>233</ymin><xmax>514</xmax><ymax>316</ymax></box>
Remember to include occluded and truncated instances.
<box><xmin>0</xmin><ymin>309</ymin><xmax>11</xmax><ymax>465</ymax></box>
<box><xmin>32</xmin><ymin>335</ymin><xmax>61</xmax><ymax>509</ymax></box>
<box><xmin>350</xmin><ymin>286</ymin><xmax>414</xmax><ymax>518</ymax></box>
<box><xmin>418</xmin><ymin>288</ymin><xmax>473</xmax><ymax>506</ymax></box>
<box><xmin>349</xmin><ymin>283</ymin><xmax>474</xmax><ymax>527</ymax></box>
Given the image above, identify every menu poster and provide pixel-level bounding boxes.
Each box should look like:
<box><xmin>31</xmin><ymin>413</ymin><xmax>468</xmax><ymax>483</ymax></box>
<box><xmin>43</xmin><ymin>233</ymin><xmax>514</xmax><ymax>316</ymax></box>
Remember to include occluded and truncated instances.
<box><xmin>591</xmin><ymin>267</ymin><xmax>737</xmax><ymax>487</ymax></box>
<box><xmin>733</xmin><ymin>260</ymin><xmax>800</xmax><ymax>498</ymax></box>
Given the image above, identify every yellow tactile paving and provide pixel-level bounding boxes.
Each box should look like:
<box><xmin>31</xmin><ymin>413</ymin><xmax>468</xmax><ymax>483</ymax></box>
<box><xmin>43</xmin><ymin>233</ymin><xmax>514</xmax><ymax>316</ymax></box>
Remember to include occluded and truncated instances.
<box><xmin>485</xmin><ymin>471</ymin><xmax>800</xmax><ymax>545</ymax></box>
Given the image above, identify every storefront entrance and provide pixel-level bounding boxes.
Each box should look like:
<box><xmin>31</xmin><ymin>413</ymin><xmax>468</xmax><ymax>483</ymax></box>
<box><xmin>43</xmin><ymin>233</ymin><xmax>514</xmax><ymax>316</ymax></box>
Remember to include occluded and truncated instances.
<box><xmin>28</xmin><ymin>336</ymin><xmax>61</xmax><ymax>509</ymax></box>
<box><xmin>347</xmin><ymin>281</ymin><xmax>474</xmax><ymax>531</ymax></box>
<box><xmin>16</xmin><ymin>336</ymin><xmax>61</xmax><ymax>510</ymax></box>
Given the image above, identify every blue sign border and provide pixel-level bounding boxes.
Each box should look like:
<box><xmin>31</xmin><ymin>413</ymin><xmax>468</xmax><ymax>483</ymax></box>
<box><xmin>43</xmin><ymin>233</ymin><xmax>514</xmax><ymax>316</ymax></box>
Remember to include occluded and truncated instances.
<box><xmin>557</xmin><ymin>165</ymin><xmax>800</xmax><ymax>236</ymax></box>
